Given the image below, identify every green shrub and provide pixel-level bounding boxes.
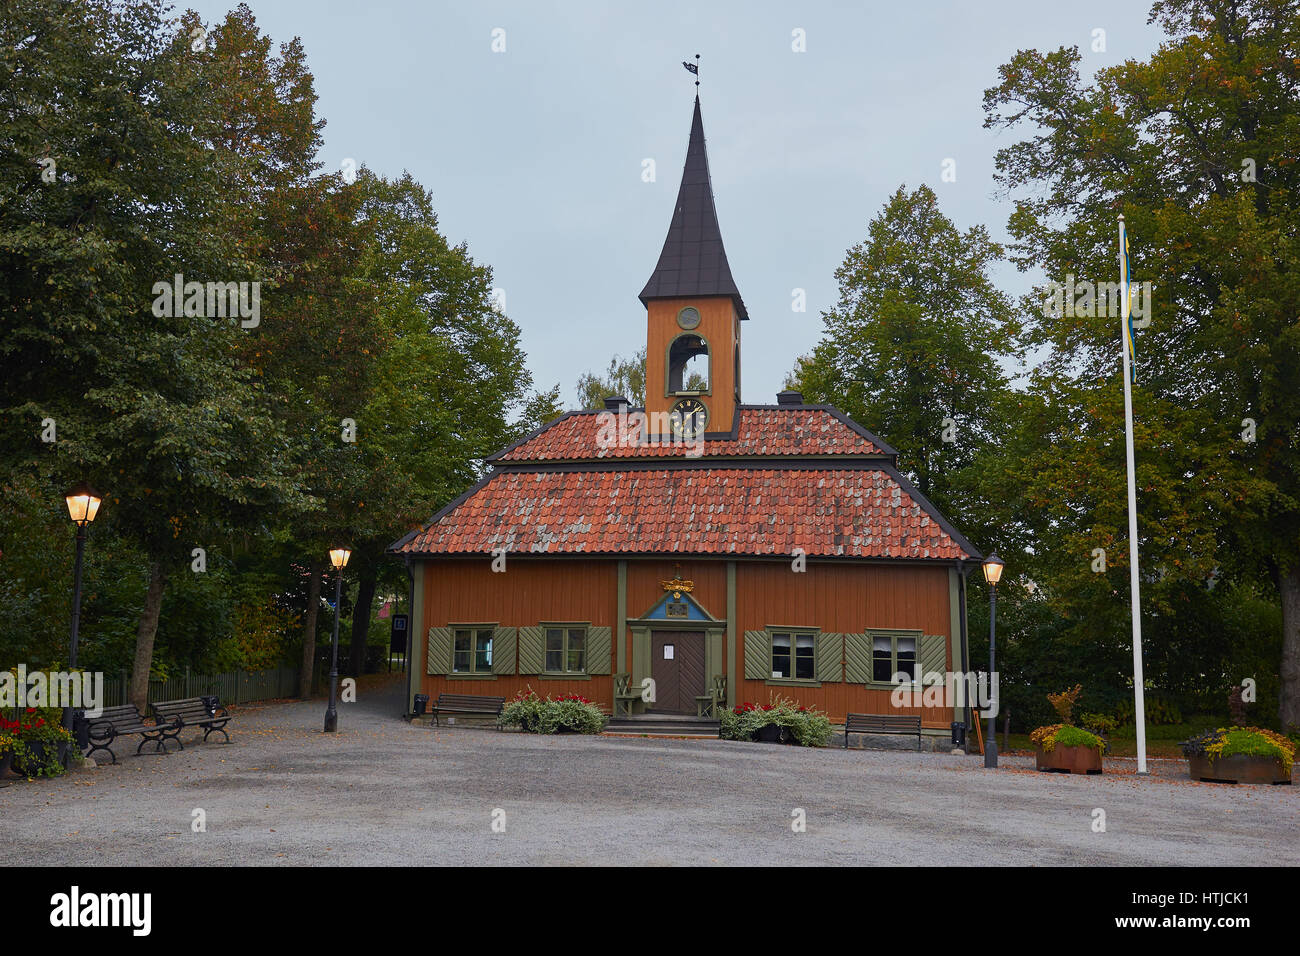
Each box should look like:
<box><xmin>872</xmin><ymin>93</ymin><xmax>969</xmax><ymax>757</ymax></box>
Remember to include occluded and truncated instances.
<box><xmin>1029</xmin><ymin>723</ymin><xmax>1104</xmax><ymax>753</ymax></box>
<box><xmin>499</xmin><ymin>689</ymin><xmax>606</xmax><ymax>735</ymax></box>
<box><xmin>719</xmin><ymin>696</ymin><xmax>833</xmax><ymax>747</ymax></box>
<box><xmin>1079</xmin><ymin>711</ymin><xmax>1116</xmax><ymax>736</ymax></box>
<box><xmin>1115</xmin><ymin>695</ymin><xmax>1182</xmax><ymax>726</ymax></box>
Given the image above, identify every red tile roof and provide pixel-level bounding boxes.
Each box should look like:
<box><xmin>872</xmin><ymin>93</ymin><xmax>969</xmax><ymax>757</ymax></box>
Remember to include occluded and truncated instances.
<box><xmin>492</xmin><ymin>406</ymin><xmax>892</xmax><ymax>462</ymax></box>
<box><xmin>394</xmin><ymin>466</ymin><xmax>973</xmax><ymax>560</ymax></box>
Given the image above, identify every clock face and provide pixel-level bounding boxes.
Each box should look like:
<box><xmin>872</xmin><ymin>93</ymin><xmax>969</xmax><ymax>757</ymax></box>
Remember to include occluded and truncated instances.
<box><xmin>676</xmin><ymin>307</ymin><xmax>701</xmax><ymax>330</ymax></box>
<box><xmin>669</xmin><ymin>398</ymin><xmax>708</xmax><ymax>437</ymax></box>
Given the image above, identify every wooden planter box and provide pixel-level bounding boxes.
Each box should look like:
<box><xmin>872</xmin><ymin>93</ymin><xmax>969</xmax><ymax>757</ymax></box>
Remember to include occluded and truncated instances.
<box><xmin>1035</xmin><ymin>743</ymin><xmax>1103</xmax><ymax>774</ymax></box>
<box><xmin>1187</xmin><ymin>754</ymin><xmax>1291</xmax><ymax>785</ymax></box>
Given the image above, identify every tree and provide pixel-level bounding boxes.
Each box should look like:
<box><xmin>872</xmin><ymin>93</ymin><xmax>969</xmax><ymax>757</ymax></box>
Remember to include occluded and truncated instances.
<box><xmin>574</xmin><ymin>347</ymin><xmax>707</xmax><ymax>410</ymax></box>
<box><xmin>983</xmin><ymin>0</ymin><xmax>1300</xmax><ymax>728</ymax></box>
<box><xmin>576</xmin><ymin>348</ymin><xmax>648</xmax><ymax>409</ymax></box>
<box><xmin>0</xmin><ymin>1</ymin><xmax>552</xmax><ymax>700</ymax></box>
<box><xmin>520</xmin><ymin>385</ymin><xmax>565</xmax><ymax>431</ymax></box>
<box><xmin>0</xmin><ymin>0</ymin><xmax>305</xmax><ymax>708</ymax></box>
<box><xmin>789</xmin><ymin>184</ymin><xmax>1019</xmax><ymax>528</ymax></box>
<box><xmin>337</xmin><ymin>170</ymin><xmax>534</xmax><ymax>675</ymax></box>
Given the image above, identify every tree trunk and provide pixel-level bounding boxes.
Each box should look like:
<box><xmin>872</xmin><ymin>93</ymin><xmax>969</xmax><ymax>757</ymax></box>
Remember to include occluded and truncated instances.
<box><xmin>299</xmin><ymin>559</ymin><xmax>322</xmax><ymax>698</ymax></box>
<box><xmin>1280</xmin><ymin>562</ymin><xmax>1300</xmax><ymax>732</ymax></box>
<box><xmin>129</xmin><ymin>561</ymin><xmax>168</xmax><ymax>712</ymax></box>
<box><xmin>349</xmin><ymin>565</ymin><xmax>377</xmax><ymax>677</ymax></box>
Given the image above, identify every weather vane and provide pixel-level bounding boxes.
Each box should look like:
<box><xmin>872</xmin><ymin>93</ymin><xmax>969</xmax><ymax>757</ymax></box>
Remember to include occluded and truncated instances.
<box><xmin>682</xmin><ymin>53</ymin><xmax>699</xmax><ymax>89</ymax></box>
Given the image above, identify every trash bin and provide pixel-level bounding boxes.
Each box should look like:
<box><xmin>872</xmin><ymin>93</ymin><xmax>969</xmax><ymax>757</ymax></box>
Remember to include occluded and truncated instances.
<box><xmin>412</xmin><ymin>694</ymin><xmax>429</xmax><ymax>717</ymax></box>
<box><xmin>71</xmin><ymin>710</ymin><xmax>89</xmax><ymax>750</ymax></box>
<box><xmin>950</xmin><ymin>721</ymin><xmax>966</xmax><ymax>748</ymax></box>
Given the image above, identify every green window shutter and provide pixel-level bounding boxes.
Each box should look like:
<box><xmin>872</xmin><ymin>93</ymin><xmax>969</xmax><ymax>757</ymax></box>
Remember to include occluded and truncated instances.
<box><xmin>426</xmin><ymin>627</ymin><xmax>452</xmax><ymax>676</ymax></box>
<box><xmin>844</xmin><ymin>632</ymin><xmax>871</xmax><ymax>684</ymax></box>
<box><xmin>518</xmin><ymin>626</ymin><xmax>545</xmax><ymax>675</ymax></box>
<box><xmin>491</xmin><ymin>627</ymin><xmax>517</xmax><ymax>675</ymax></box>
<box><xmin>920</xmin><ymin>633</ymin><xmax>947</xmax><ymax>682</ymax></box>
<box><xmin>586</xmin><ymin>626</ymin><xmax>612</xmax><ymax>674</ymax></box>
<box><xmin>743</xmin><ymin>630</ymin><xmax>770</xmax><ymax>680</ymax></box>
<box><xmin>815</xmin><ymin>632</ymin><xmax>843</xmax><ymax>683</ymax></box>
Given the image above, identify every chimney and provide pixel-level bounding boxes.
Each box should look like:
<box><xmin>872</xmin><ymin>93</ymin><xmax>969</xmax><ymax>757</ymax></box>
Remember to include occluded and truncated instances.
<box><xmin>603</xmin><ymin>395</ymin><xmax>629</xmax><ymax>411</ymax></box>
<box><xmin>776</xmin><ymin>390</ymin><xmax>803</xmax><ymax>406</ymax></box>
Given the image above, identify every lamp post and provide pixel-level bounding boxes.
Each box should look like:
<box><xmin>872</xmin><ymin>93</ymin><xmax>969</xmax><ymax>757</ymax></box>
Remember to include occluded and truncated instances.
<box><xmin>324</xmin><ymin>546</ymin><xmax>351</xmax><ymax>733</ymax></box>
<box><xmin>982</xmin><ymin>552</ymin><xmax>1004</xmax><ymax>768</ymax></box>
<box><xmin>64</xmin><ymin>483</ymin><xmax>103</xmax><ymax>671</ymax></box>
<box><xmin>63</xmin><ymin>482</ymin><xmax>102</xmax><ymax>735</ymax></box>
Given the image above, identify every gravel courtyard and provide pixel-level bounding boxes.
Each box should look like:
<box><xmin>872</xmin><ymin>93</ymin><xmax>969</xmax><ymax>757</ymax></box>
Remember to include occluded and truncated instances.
<box><xmin>2</xmin><ymin>678</ymin><xmax>1295</xmax><ymax>866</ymax></box>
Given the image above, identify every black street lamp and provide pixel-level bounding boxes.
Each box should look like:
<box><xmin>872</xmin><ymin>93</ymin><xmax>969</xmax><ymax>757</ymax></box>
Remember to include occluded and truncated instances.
<box><xmin>982</xmin><ymin>552</ymin><xmax>1004</xmax><ymax>769</ymax></box>
<box><xmin>63</xmin><ymin>482</ymin><xmax>102</xmax><ymax>735</ymax></box>
<box><xmin>64</xmin><ymin>482</ymin><xmax>103</xmax><ymax>671</ymax></box>
<box><xmin>323</xmin><ymin>546</ymin><xmax>351</xmax><ymax>733</ymax></box>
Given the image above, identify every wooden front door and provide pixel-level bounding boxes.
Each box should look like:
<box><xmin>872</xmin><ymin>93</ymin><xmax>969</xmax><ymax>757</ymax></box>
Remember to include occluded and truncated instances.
<box><xmin>649</xmin><ymin>631</ymin><xmax>706</xmax><ymax>714</ymax></box>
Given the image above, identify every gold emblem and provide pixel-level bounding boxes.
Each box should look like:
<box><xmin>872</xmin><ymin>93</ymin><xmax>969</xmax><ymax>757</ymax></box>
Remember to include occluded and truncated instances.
<box><xmin>661</xmin><ymin>564</ymin><xmax>694</xmax><ymax>599</ymax></box>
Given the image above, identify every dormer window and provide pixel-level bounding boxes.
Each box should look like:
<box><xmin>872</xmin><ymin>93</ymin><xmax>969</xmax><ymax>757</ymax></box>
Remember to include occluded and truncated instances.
<box><xmin>668</xmin><ymin>333</ymin><xmax>710</xmax><ymax>394</ymax></box>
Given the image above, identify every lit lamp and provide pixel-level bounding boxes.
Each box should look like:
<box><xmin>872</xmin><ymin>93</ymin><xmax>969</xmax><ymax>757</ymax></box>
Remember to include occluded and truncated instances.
<box><xmin>982</xmin><ymin>552</ymin><xmax>1005</xmax><ymax>769</ymax></box>
<box><xmin>63</xmin><ymin>482</ymin><xmax>103</xmax><ymax>671</ymax></box>
<box><xmin>324</xmin><ymin>546</ymin><xmax>351</xmax><ymax>733</ymax></box>
<box><xmin>63</xmin><ymin>482</ymin><xmax>102</xmax><ymax>742</ymax></box>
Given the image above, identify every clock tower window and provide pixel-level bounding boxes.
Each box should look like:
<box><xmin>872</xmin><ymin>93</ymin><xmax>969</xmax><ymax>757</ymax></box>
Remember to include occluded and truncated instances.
<box><xmin>667</xmin><ymin>333</ymin><xmax>710</xmax><ymax>394</ymax></box>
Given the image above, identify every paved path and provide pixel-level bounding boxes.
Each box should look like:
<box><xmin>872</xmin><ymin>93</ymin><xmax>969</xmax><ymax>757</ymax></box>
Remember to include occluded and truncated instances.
<box><xmin>2</xmin><ymin>679</ymin><xmax>1295</xmax><ymax>866</ymax></box>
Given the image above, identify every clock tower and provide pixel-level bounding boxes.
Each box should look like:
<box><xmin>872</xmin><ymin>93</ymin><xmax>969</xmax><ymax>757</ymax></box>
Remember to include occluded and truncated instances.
<box><xmin>639</xmin><ymin>95</ymin><xmax>747</xmax><ymax>437</ymax></box>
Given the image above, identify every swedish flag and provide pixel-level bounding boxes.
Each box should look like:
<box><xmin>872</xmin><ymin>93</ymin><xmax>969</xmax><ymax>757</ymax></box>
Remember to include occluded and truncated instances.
<box><xmin>1119</xmin><ymin>219</ymin><xmax>1137</xmax><ymax>384</ymax></box>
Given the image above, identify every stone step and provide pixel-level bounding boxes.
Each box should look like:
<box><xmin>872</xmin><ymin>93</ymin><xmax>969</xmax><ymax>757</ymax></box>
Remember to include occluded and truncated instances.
<box><xmin>604</xmin><ymin>729</ymin><xmax>720</xmax><ymax>738</ymax></box>
<box><xmin>604</xmin><ymin>716</ymin><xmax>721</xmax><ymax>737</ymax></box>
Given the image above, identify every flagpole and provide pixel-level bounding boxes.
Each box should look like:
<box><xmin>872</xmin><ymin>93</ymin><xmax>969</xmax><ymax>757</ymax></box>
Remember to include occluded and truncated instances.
<box><xmin>1118</xmin><ymin>214</ymin><xmax>1148</xmax><ymax>775</ymax></box>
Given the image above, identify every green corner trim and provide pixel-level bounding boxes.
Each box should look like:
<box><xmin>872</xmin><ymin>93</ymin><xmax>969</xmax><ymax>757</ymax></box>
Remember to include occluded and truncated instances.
<box><xmin>616</xmin><ymin>560</ymin><xmax>628</xmax><ymax>673</ymax></box>
<box><xmin>726</xmin><ymin>562</ymin><xmax>737</xmax><ymax>707</ymax></box>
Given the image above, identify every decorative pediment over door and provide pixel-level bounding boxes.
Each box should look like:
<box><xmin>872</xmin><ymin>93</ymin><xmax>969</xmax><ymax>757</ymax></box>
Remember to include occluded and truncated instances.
<box><xmin>636</xmin><ymin>590</ymin><xmax>718</xmax><ymax>623</ymax></box>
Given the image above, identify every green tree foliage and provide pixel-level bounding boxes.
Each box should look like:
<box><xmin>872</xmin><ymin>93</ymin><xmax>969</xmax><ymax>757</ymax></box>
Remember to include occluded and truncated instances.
<box><xmin>575</xmin><ymin>346</ymin><xmax>707</xmax><ymax>409</ymax></box>
<box><xmin>520</xmin><ymin>385</ymin><xmax>566</xmax><ymax>430</ymax></box>
<box><xmin>0</xmin><ymin>0</ymin><xmax>305</xmax><ymax>705</ymax></box>
<box><xmin>0</xmin><ymin>1</ymin><xmax>541</xmax><ymax>697</ymax></box>
<box><xmin>789</xmin><ymin>184</ymin><xmax>1019</xmax><ymax>535</ymax></box>
<box><xmin>336</xmin><ymin>169</ymin><xmax>533</xmax><ymax>674</ymax></box>
<box><xmin>576</xmin><ymin>347</ymin><xmax>648</xmax><ymax>408</ymax></box>
<box><xmin>982</xmin><ymin>0</ymin><xmax>1300</xmax><ymax>728</ymax></box>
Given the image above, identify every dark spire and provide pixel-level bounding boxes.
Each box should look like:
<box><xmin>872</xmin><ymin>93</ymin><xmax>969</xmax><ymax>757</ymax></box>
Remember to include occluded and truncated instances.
<box><xmin>639</xmin><ymin>95</ymin><xmax>748</xmax><ymax>320</ymax></box>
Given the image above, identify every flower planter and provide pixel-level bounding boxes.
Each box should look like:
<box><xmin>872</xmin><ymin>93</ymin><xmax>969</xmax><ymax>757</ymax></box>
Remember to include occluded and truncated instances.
<box><xmin>1035</xmin><ymin>743</ymin><xmax>1102</xmax><ymax>774</ymax></box>
<box><xmin>1188</xmin><ymin>754</ymin><xmax>1291</xmax><ymax>785</ymax></box>
<box><xmin>0</xmin><ymin>750</ymin><xmax>12</xmax><ymax>778</ymax></box>
<box><xmin>13</xmin><ymin>740</ymin><xmax>69</xmax><ymax>776</ymax></box>
<box><xmin>753</xmin><ymin>723</ymin><xmax>790</xmax><ymax>744</ymax></box>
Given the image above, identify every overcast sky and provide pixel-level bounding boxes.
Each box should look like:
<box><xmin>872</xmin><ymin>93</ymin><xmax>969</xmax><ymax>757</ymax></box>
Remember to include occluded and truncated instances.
<box><xmin>187</xmin><ymin>0</ymin><xmax>1168</xmax><ymax>409</ymax></box>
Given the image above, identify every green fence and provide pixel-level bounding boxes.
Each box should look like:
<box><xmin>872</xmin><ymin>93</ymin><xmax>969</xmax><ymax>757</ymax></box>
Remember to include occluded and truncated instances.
<box><xmin>99</xmin><ymin>666</ymin><xmax>300</xmax><ymax>707</ymax></box>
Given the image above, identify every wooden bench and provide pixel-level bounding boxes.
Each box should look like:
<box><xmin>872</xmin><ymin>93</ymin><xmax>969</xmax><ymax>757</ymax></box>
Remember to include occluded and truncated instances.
<box><xmin>843</xmin><ymin>713</ymin><xmax>923</xmax><ymax>751</ymax></box>
<box><xmin>694</xmin><ymin>675</ymin><xmax>727</xmax><ymax>718</ymax></box>
<box><xmin>150</xmin><ymin>696</ymin><xmax>232</xmax><ymax>749</ymax></box>
<box><xmin>429</xmin><ymin>693</ymin><xmax>505</xmax><ymax>728</ymax></box>
<box><xmin>613</xmin><ymin>673</ymin><xmax>641</xmax><ymax>718</ymax></box>
<box><xmin>77</xmin><ymin>705</ymin><xmax>179</xmax><ymax>764</ymax></box>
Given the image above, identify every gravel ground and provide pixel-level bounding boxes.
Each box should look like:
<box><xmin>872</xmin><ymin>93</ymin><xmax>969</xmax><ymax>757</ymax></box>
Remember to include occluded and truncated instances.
<box><xmin>2</xmin><ymin>678</ymin><xmax>1295</xmax><ymax>866</ymax></box>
